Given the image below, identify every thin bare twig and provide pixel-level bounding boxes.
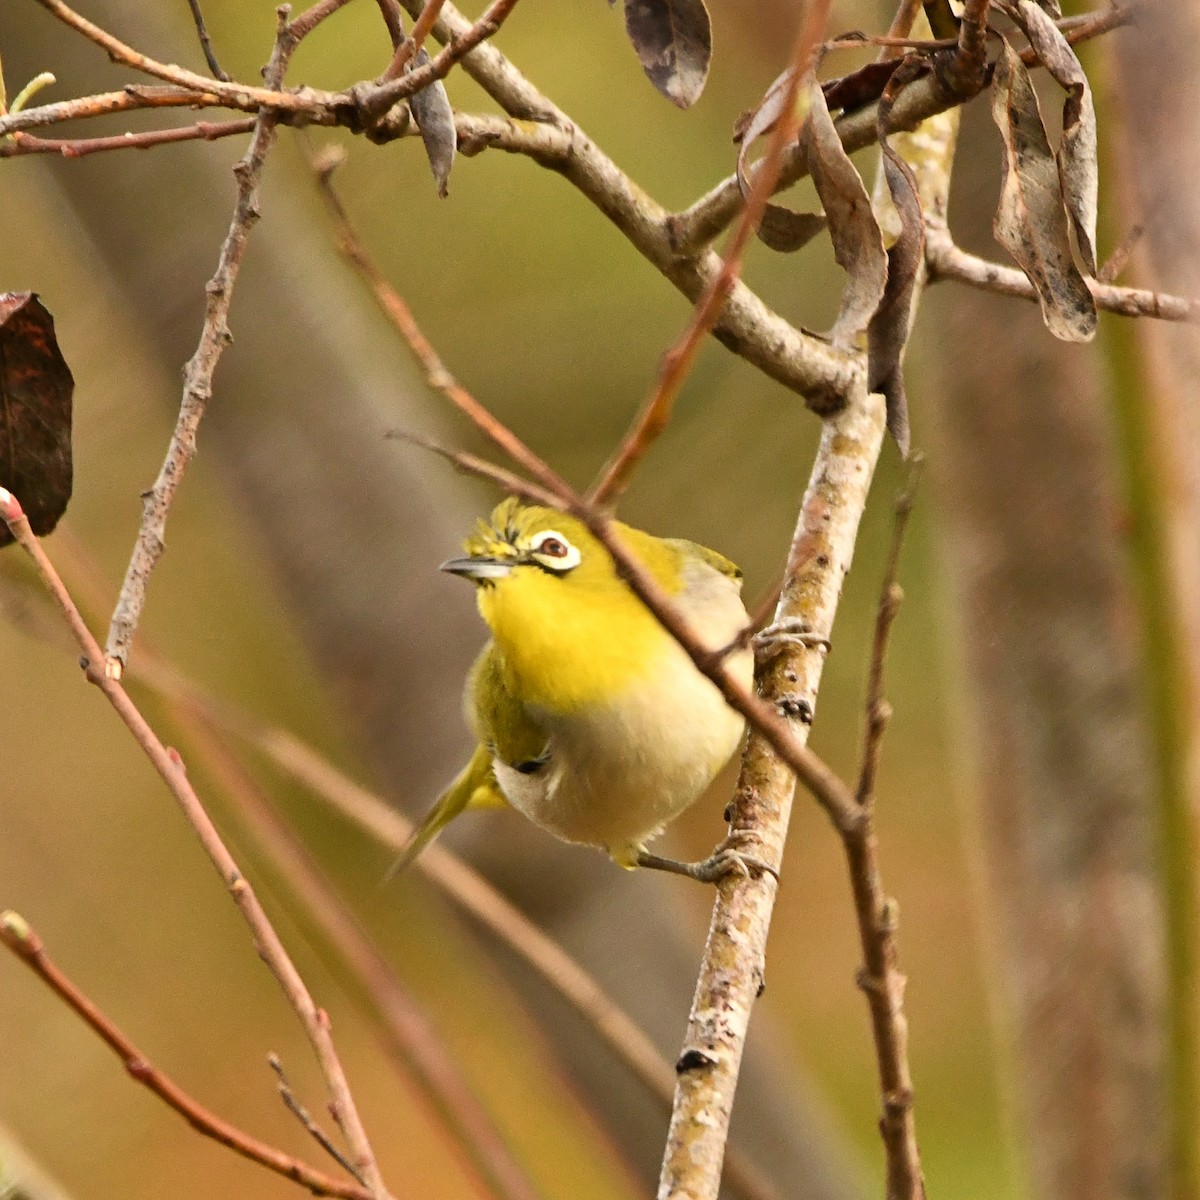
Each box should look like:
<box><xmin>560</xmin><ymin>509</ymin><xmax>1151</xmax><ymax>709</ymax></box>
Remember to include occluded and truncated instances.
<box><xmin>0</xmin><ymin>911</ymin><xmax>373</xmax><ymax>1200</ymax></box>
<box><xmin>313</xmin><ymin>157</ymin><xmax>572</xmax><ymax>499</ymax></box>
<box><xmin>380</xmin><ymin>0</ymin><xmax>448</xmax><ymax>79</ymax></box>
<box><xmin>35</xmin><ymin>526</ymin><xmax>551</xmax><ymax>1200</ymax></box>
<box><xmin>849</xmin><ymin>459</ymin><xmax>925</xmax><ymax>1200</ymax></box>
<box><xmin>925</xmin><ymin>222</ymin><xmax>1200</xmax><ymax>321</ymax></box>
<box><xmin>1096</xmin><ymin>223</ymin><xmax>1143</xmax><ymax>283</ymax></box>
<box><xmin>587</xmin><ymin>0</ymin><xmax>832</xmax><ymax>507</ymax></box>
<box><xmin>184</xmin><ymin>0</ymin><xmax>230</xmax><ymax>81</ymax></box>
<box><xmin>287</xmin><ymin>0</ymin><xmax>357</xmax><ymax>43</ymax></box>
<box><xmin>0</xmin><ymin>488</ymin><xmax>393</xmax><ymax>1200</ymax></box>
<box><xmin>0</xmin><ymin>118</ymin><xmax>256</xmax><ymax>158</ymax></box>
<box><xmin>269</xmin><ymin>1056</ymin><xmax>367</xmax><ymax>1185</ymax></box>
<box><xmin>29</xmin><ymin>0</ymin><xmax>317</xmax><ymax>115</ymax></box>
<box><xmin>360</xmin><ymin>0</ymin><xmax>525</xmax><ymax>119</ymax></box>
<box><xmin>110</xmin><ymin>649</ymin><xmax>781</xmax><ymax>1200</ymax></box>
<box><xmin>102</xmin><ymin>24</ymin><xmax>293</xmax><ymax>676</ymax></box>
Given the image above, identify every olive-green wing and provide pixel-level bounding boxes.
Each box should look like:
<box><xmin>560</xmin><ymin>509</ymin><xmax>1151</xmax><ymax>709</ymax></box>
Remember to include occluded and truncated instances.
<box><xmin>661</xmin><ymin>538</ymin><xmax>743</xmax><ymax>584</ymax></box>
<box><xmin>467</xmin><ymin>641</ymin><xmax>551</xmax><ymax>770</ymax></box>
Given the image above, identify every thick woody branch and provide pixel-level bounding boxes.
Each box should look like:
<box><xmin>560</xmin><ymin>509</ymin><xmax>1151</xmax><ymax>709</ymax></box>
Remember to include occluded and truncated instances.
<box><xmin>0</xmin><ymin>913</ymin><xmax>374</xmax><ymax>1200</ymax></box>
<box><xmin>0</xmin><ymin>488</ymin><xmax>393</xmax><ymax>1200</ymax></box>
<box><xmin>925</xmin><ymin>221</ymin><xmax>1200</xmax><ymax>321</ymax></box>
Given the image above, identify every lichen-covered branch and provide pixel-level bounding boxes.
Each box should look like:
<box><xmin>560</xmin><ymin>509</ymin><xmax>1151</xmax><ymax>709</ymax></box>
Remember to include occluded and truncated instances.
<box><xmin>658</xmin><ymin>387</ymin><xmax>885</xmax><ymax>1200</ymax></box>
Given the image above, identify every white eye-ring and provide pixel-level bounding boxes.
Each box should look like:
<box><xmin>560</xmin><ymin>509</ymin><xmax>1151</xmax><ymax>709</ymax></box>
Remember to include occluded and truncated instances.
<box><xmin>528</xmin><ymin>530</ymin><xmax>581</xmax><ymax>572</ymax></box>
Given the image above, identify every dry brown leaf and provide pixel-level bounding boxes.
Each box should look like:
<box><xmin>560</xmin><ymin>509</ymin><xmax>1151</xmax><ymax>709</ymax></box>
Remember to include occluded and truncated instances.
<box><xmin>756</xmin><ymin>206</ymin><xmax>827</xmax><ymax>252</ymax></box>
<box><xmin>0</xmin><ymin>293</ymin><xmax>74</xmax><ymax>545</ymax></box>
<box><xmin>623</xmin><ymin>0</ymin><xmax>712</xmax><ymax>109</ymax></box>
<box><xmin>803</xmin><ymin>82</ymin><xmax>887</xmax><ymax>347</ymax></box>
<box><xmin>408</xmin><ymin>50</ymin><xmax>456</xmax><ymax>198</ymax></box>
<box><xmin>866</xmin><ymin>144</ymin><xmax>922</xmax><ymax>458</ymax></box>
<box><xmin>1008</xmin><ymin>0</ymin><xmax>1097</xmax><ymax>274</ymax></box>
<box><xmin>990</xmin><ymin>39</ymin><xmax>1096</xmax><ymax>342</ymax></box>
<box><xmin>735</xmin><ymin>67</ymin><xmax>794</xmax><ymax>193</ymax></box>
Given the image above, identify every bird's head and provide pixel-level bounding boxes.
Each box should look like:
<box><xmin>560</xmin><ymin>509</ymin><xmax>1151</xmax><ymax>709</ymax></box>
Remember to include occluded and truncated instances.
<box><xmin>441</xmin><ymin>497</ymin><xmax>628</xmax><ymax>592</ymax></box>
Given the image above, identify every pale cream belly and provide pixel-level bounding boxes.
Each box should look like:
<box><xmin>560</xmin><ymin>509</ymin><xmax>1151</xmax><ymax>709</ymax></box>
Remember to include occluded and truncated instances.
<box><xmin>492</xmin><ymin>642</ymin><xmax>751</xmax><ymax>862</ymax></box>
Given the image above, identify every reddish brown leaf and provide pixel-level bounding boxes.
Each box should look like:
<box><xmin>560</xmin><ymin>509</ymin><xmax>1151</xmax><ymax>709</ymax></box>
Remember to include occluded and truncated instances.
<box><xmin>0</xmin><ymin>293</ymin><xmax>74</xmax><ymax>545</ymax></box>
<box><xmin>803</xmin><ymin>82</ymin><xmax>887</xmax><ymax>347</ymax></box>
<box><xmin>623</xmin><ymin>0</ymin><xmax>712</xmax><ymax>109</ymax></box>
<box><xmin>821</xmin><ymin>58</ymin><xmax>903</xmax><ymax>116</ymax></box>
<box><xmin>1007</xmin><ymin>0</ymin><xmax>1097</xmax><ymax>274</ymax></box>
<box><xmin>990</xmin><ymin>39</ymin><xmax>1096</xmax><ymax>341</ymax></box>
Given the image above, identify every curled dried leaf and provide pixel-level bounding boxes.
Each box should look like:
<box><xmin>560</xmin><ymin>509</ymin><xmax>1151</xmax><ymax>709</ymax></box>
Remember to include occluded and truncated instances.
<box><xmin>735</xmin><ymin>66</ymin><xmax>794</xmax><ymax>192</ymax></box>
<box><xmin>1007</xmin><ymin>0</ymin><xmax>1097</xmax><ymax>274</ymax></box>
<box><xmin>990</xmin><ymin>39</ymin><xmax>1096</xmax><ymax>341</ymax></box>
<box><xmin>867</xmin><ymin>145</ymin><xmax>922</xmax><ymax>458</ymax></box>
<box><xmin>623</xmin><ymin>0</ymin><xmax>712</xmax><ymax>109</ymax></box>
<box><xmin>756</xmin><ymin>206</ymin><xmax>827</xmax><ymax>253</ymax></box>
<box><xmin>0</xmin><ymin>293</ymin><xmax>74</xmax><ymax>545</ymax></box>
<box><xmin>408</xmin><ymin>50</ymin><xmax>455</xmax><ymax>198</ymax></box>
<box><xmin>803</xmin><ymin>82</ymin><xmax>887</xmax><ymax>347</ymax></box>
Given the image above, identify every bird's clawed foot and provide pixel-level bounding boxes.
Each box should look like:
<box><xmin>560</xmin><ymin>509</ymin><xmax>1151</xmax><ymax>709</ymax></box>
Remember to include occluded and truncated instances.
<box><xmin>636</xmin><ymin>832</ymin><xmax>779</xmax><ymax>885</ymax></box>
<box><xmin>753</xmin><ymin>617</ymin><xmax>831</xmax><ymax>663</ymax></box>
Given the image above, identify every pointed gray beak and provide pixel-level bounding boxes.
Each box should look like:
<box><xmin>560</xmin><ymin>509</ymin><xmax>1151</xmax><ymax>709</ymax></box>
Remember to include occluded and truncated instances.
<box><xmin>440</xmin><ymin>555</ymin><xmax>513</xmax><ymax>580</ymax></box>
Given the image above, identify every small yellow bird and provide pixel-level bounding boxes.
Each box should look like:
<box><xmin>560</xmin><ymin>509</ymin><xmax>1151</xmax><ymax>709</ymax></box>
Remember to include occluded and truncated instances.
<box><xmin>393</xmin><ymin>497</ymin><xmax>755</xmax><ymax>881</ymax></box>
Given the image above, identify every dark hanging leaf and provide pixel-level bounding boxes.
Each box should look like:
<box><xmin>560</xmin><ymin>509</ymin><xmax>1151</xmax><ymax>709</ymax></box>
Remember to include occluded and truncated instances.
<box><xmin>408</xmin><ymin>50</ymin><xmax>455</xmax><ymax>198</ymax></box>
<box><xmin>1007</xmin><ymin>0</ymin><xmax>1097</xmax><ymax>274</ymax></box>
<box><xmin>820</xmin><ymin>58</ymin><xmax>904</xmax><ymax>116</ymax></box>
<box><xmin>990</xmin><ymin>39</ymin><xmax>1096</xmax><ymax>341</ymax></box>
<box><xmin>0</xmin><ymin>293</ymin><xmax>74</xmax><ymax>546</ymax></box>
<box><xmin>623</xmin><ymin>0</ymin><xmax>712</xmax><ymax>108</ymax></box>
<box><xmin>866</xmin><ymin>144</ymin><xmax>923</xmax><ymax>458</ymax></box>
<box><xmin>803</xmin><ymin>83</ymin><xmax>887</xmax><ymax>347</ymax></box>
<box><xmin>756</xmin><ymin>206</ymin><xmax>827</xmax><ymax>253</ymax></box>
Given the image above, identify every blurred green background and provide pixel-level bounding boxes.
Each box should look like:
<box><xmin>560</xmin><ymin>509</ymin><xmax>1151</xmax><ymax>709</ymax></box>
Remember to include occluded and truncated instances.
<box><xmin>3</xmin><ymin>1</ymin><xmax>1148</xmax><ymax>1198</ymax></box>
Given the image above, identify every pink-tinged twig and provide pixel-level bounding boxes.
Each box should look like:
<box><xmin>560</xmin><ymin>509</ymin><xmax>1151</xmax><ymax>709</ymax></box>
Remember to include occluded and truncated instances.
<box><xmin>184</xmin><ymin>0</ymin><xmax>230</xmax><ymax>81</ymax></box>
<box><xmin>379</xmin><ymin>0</ymin><xmax>449</xmax><ymax>79</ymax></box>
<box><xmin>587</xmin><ymin>0</ymin><xmax>833</xmax><ymax>508</ymax></box>
<box><xmin>313</xmin><ymin>156</ymin><xmax>574</xmax><ymax>500</ymax></box>
<box><xmin>102</xmin><ymin>25</ymin><xmax>293</xmax><ymax>677</ymax></box>
<box><xmin>0</xmin><ymin>912</ymin><xmax>374</xmax><ymax>1200</ymax></box>
<box><xmin>29</xmin><ymin>0</ymin><xmax>314</xmax><ymax>115</ymax></box>
<box><xmin>361</xmin><ymin>0</ymin><xmax>524</xmax><ymax>118</ymax></box>
<box><xmin>0</xmin><ymin>118</ymin><xmax>256</xmax><ymax>158</ymax></box>
<box><xmin>0</xmin><ymin>486</ymin><xmax>393</xmax><ymax>1200</ymax></box>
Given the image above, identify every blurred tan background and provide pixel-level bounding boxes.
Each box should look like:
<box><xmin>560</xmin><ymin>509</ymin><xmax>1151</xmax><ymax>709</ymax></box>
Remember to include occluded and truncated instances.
<box><xmin>3</xmin><ymin>2</ymin><xmax>1189</xmax><ymax>1199</ymax></box>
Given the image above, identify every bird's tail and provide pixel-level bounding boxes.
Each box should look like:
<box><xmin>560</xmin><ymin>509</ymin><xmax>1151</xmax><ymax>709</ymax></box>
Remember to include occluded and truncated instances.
<box><xmin>385</xmin><ymin>744</ymin><xmax>504</xmax><ymax>879</ymax></box>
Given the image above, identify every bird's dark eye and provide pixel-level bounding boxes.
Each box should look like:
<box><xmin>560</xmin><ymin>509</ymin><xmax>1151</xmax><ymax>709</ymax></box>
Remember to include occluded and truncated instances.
<box><xmin>528</xmin><ymin>530</ymin><xmax>580</xmax><ymax>571</ymax></box>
